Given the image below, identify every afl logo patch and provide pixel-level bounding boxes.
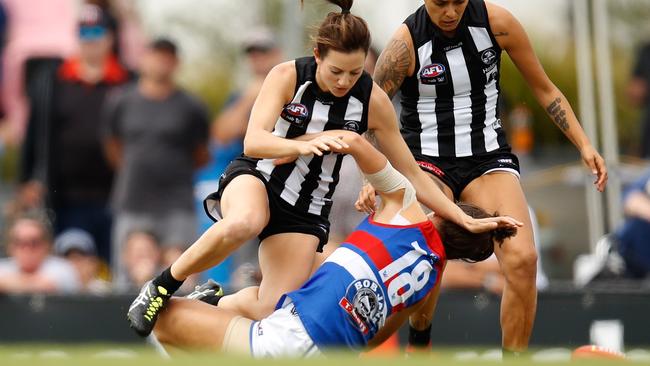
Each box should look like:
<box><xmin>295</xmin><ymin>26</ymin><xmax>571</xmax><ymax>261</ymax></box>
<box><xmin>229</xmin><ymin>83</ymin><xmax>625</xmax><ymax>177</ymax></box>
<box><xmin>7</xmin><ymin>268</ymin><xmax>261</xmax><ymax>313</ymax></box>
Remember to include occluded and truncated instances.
<box><xmin>419</xmin><ymin>63</ymin><xmax>447</xmax><ymax>85</ymax></box>
<box><xmin>281</xmin><ymin>103</ymin><xmax>309</xmax><ymax>127</ymax></box>
<box><xmin>343</xmin><ymin>120</ymin><xmax>360</xmax><ymax>133</ymax></box>
<box><xmin>339</xmin><ymin>279</ymin><xmax>387</xmax><ymax>334</ymax></box>
<box><xmin>481</xmin><ymin>49</ymin><xmax>497</xmax><ymax>65</ymax></box>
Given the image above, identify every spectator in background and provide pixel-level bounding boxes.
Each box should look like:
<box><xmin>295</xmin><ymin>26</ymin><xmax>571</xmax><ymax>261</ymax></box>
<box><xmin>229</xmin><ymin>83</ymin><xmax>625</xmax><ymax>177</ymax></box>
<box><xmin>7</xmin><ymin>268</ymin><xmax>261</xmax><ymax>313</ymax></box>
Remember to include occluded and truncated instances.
<box><xmin>615</xmin><ymin>169</ymin><xmax>650</xmax><ymax>278</ymax></box>
<box><xmin>118</xmin><ymin>230</ymin><xmax>162</xmax><ymax>292</ymax></box>
<box><xmin>0</xmin><ymin>214</ymin><xmax>79</xmax><ymax>294</ymax></box>
<box><xmin>211</xmin><ymin>28</ymin><xmax>283</xmax><ymax>149</ymax></box>
<box><xmin>18</xmin><ymin>4</ymin><xmax>130</xmax><ymax>265</ymax></box>
<box><xmin>195</xmin><ymin>28</ymin><xmax>282</xmax><ymax>287</ymax></box>
<box><xmin>54</xmin><ymin>228</ymin><xmax>111</xmax><ymax>294</ymax></box>
<box><xmin>103</xmin><ymin>38</ymin><xmax>210</xmax><ymax>286</ymax></box>
<box><xmin>86</xmin><ymin>0</ymin><xmax>147</xmax><ymax>71</ymax></box>
<box><xmin>628</xmin><ymin>41</ymin><xmax>650</xmax><ymax>158</ymax></box>
<box><xmin>1</xmin><ymin>0</ymin><xmax>77</xmax><ymax>144</ymax></box>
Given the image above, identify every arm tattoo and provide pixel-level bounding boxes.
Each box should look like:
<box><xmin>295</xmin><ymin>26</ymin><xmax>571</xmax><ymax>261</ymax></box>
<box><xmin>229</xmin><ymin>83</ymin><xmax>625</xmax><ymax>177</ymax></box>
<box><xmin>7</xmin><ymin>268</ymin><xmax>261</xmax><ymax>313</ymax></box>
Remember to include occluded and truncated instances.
<box><xmin>493</xmin><ymin>31</ymin><xmax>509</xmax><ymax>37</ymax></box>
<box><xmin>374</xmin><ymin>39</ymin><xmax>411</xmax><ymax>99</ymax></box>
<box><xmin>546</xmin><ymin>97</ymin><xmax>570</xmax><ymax>132</ymax></box>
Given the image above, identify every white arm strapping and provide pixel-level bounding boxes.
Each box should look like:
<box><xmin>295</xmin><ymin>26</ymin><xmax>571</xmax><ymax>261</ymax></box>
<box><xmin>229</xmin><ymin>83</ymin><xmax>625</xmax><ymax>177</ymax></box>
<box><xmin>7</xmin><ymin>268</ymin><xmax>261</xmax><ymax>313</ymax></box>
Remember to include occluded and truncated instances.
<box><xmin>363</xmin><ymin>161</ymin><xmax>416</xmax><ymax>209</ymax></box>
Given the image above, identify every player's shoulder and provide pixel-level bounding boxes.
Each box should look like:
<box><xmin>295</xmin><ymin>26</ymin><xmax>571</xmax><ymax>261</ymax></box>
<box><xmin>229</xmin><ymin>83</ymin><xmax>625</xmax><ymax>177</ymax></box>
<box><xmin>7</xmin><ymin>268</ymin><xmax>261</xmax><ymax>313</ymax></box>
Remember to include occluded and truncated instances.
<box><xmin>485</xmin><ymin>1</ymin><xmax>517</xmax><ymax>31</ymax></box>
<box><xmin>269</xmin><ymin>60</ymin><xmax>297</xmax><ymax>79</ymax></box>
<box><xmin>265</xmin><ymin>60</ymin><xmax>298</xmax><ymax>92</ymax></box>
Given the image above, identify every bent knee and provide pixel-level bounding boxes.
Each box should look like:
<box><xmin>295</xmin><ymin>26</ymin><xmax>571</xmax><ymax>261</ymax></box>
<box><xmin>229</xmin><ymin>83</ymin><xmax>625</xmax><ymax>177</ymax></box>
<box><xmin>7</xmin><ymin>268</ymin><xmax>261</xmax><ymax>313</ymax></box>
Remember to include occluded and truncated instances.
<box><xmin>500</xmin><ymin>243</ymin><xmax>538</xmax><ymax>278</ymax></box>
<box><xmin>221</xmin><ymin>215</ymin><xmax>264</xmax><ymax>243</ymax></box>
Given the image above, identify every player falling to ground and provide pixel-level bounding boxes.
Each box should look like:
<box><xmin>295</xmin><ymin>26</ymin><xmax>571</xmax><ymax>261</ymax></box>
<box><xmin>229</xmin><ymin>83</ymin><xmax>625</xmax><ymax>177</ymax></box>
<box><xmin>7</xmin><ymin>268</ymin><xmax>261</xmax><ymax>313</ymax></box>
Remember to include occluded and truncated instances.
<box><xmin>356</xmin><ymin>0</ymin><xmax>608</xmax><ymax>354</ymax></box>
<box><xmin>127</xmin><ymin>0</ymin><xmax>521</xmax><ymax>337</ymax></box>
<box><xmin>152</xmin><ymin>131</ymin><xmax>518</xmax><ymax>357</ymax></box>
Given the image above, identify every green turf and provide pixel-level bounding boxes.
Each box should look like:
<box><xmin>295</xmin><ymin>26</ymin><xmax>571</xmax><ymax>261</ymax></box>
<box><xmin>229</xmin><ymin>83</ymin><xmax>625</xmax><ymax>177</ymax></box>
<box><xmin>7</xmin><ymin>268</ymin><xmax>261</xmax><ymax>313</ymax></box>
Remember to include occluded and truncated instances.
<box><xmin>0</xmin><ymin>344</ymin><xmax>642</xmax><ymax>366</ymax></box>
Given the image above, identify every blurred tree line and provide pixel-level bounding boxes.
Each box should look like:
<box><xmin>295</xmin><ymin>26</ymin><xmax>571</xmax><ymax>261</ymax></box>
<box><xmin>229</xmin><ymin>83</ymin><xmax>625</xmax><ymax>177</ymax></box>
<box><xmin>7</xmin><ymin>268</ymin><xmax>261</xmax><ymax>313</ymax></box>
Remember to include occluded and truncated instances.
<box><xmin>499</xmin><ymin>0</ymin><xmax>650</xmax><ymax>157</ymax></box>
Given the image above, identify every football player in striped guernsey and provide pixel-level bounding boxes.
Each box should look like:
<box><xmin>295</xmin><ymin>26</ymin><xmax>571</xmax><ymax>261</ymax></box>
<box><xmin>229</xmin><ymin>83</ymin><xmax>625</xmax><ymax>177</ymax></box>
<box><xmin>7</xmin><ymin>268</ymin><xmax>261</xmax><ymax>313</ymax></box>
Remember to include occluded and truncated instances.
<box><xmin>127</xmin><ymin>0</ymin><xmax>520</xmax><ymax>338</ymax></box>
<box><xmin>361</xmin><ymin>0</ymin><xmax>608</xmax><ymax>355</ymax></box>
<box><xmin>150</xmin><ymin>129</ymin><xmax>519</xmax><ymax>357</ymax></box>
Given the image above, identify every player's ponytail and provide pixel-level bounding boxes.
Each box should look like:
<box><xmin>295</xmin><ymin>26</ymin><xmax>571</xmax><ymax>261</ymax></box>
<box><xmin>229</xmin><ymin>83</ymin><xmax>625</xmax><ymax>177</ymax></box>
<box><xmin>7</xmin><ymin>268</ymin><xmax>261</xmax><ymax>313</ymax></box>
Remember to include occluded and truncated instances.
<box><xmin>438</xmin><ymin>203</ymin><xmax>517</xmax><ymax>262</ymax></box>
<box><xmin>301</xmin><ymin>0</ymin><xmax>371</xmax><ymax>57</ymax></box>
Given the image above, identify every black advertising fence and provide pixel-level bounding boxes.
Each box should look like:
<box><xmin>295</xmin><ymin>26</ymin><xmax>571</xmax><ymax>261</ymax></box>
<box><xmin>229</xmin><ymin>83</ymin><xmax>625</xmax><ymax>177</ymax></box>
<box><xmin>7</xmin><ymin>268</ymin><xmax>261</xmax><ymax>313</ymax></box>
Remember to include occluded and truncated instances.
<box><xmin>1</xmin><ymin>284</ymin><xmax>649</xmax><ymax>346</ymax></box>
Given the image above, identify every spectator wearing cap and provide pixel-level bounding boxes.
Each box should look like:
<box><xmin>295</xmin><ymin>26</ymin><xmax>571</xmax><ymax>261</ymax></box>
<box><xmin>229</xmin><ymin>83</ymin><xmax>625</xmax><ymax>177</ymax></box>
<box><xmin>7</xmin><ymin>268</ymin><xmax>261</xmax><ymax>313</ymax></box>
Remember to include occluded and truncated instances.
<box><xmin>55</xmin><ymin>228</ymin><xmax>110</xmax><ymax>294</ymax></box>
<box><xmin>211</xmin><ymin>28</ymin><xmax>283</xmax><ymax>147</ymax></box>
<box><xmin>0</xmin><ymin>214</ymin><xmax>80</xmax><ymax>294</ymax></box>
<box><xmin>18</xmin><ymin>3</ymin><xmax>131</xmax><ymax>266</ymax></box>
<box><xmin>196</xmin><ymin>28</ymin><xmax>283</xmax><ymax>285</ymax></box>
<box><xmin>102</xmin><ymin>38</ymin><xmax>210</xmax><ymax>287</ymax></box>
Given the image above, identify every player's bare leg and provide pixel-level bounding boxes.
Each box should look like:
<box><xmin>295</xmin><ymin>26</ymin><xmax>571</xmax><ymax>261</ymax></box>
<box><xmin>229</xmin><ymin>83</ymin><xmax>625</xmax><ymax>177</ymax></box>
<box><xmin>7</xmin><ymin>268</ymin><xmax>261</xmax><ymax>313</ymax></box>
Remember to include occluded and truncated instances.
<box><xmin>218</xmin><ymin>232</ymin><xmax>319</xmax><ymax>319</ymax></box>
<box><xmin>128</xmin><ymin>175</ymin><xmax>269</xmax><ymax>336</ymax></box>
<box><xmin>171</xmin><ymin>175</ymin><xmax>271</xmax><ymax>279</ymax></box>
<box><xmin>460</xmin><ymin>172</ymin><xmax>537</xmax><ymax>353</ymax></box>
<box><xmin>154</xmin><ymin>298</ymin><xmax>244</xmax><ymax>351</ymax></box>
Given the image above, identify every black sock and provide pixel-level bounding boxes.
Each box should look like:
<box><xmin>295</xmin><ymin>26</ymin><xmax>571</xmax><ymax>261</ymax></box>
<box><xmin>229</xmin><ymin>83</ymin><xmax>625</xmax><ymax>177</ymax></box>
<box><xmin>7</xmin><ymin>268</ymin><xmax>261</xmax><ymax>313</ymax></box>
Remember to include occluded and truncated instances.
<box><xmin>408</xmin><ymin>323</ymin><xmax>432</xmax><ymax>347</ymax></box>
<box><xmin>152</xmin><ymin>267</ymin><xmax>184</xmax><ymax>294</ymax></box>
<box><xmin>202</xmin><ymin>294</ymin><xmax>223</xmax><ymax>306</ymax></box>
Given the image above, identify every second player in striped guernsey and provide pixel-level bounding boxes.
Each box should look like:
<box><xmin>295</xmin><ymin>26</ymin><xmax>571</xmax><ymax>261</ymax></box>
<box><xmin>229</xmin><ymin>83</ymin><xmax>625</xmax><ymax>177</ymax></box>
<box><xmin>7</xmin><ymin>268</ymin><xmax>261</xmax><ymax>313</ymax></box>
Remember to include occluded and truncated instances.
<box><xmin>365</xmin><ymin>0</ymin><xmax>608</xmax><ymax>355</ymax></box>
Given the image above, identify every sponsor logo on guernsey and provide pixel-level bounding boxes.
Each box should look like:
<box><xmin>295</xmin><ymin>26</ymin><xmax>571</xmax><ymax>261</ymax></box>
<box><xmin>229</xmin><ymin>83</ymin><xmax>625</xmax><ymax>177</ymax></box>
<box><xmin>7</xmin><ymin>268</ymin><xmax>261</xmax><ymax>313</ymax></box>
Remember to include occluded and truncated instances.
<box><xmin>339</xmin><ymin>279</ymin><xmax>386</xmax><ymax>334</ymax></box>
<box><xmin>281</xmin><ymin>103</ymin><xmax>309</xmax><ymax>128</ymax></box>
<box><xmin>481</xmin><ymin>48</ymin><xmax>497</xmax><ymax>65</ymax></box>
<box><xmin>419</xmin><ymin>63</ymin><xmax>447</xmax><ymax>85</ymax></box>
<box><xmin>417</xmin><ymin>161</ymin><xmax>445</xmax><ymax>177</ymax></box>
<box><xmin>343</xmin><ymin>120</ymin><xmax>361</xmax><ymax>133</ymax></box>
<box><xmin>483</xmin><ymin>63</ymin><xmax>498</xmax><ymax>83</ymax></box>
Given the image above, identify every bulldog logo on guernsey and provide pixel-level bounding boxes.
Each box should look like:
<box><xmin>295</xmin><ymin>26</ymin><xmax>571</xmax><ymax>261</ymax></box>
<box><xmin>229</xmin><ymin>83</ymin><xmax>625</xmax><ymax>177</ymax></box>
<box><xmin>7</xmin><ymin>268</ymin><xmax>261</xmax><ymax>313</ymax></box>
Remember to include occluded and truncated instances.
<box><xmin>281</xmin><ymin>103</ymin><xmax>309</xmax><ymax>127</ymax></box>
<box><xmin>339</xmin><ymin>279</ymin><xmax>387</xmax><ymax>334</ymax></box>
<box><xmin>419</xmin><ymin>63</ymin><xmax>447</xmax><ymax>85</ymax></box>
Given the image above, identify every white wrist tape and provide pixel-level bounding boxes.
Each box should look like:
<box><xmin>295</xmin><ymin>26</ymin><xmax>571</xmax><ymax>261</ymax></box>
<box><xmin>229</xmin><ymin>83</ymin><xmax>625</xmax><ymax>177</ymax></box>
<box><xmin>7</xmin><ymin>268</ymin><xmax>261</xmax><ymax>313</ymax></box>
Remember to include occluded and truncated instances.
<box><xmin>363</xmin><ymin>161</ymin><xmax>416</xmax><ymax>208</ymax></box>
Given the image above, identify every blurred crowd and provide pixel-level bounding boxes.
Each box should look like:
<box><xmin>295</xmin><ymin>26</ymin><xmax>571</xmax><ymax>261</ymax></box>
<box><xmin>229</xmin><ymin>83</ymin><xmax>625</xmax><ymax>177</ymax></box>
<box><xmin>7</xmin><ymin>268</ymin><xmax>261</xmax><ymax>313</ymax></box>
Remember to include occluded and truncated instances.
<box><xmin>0</xmin><ymin>0</ymin><xmax>649</xmax><ymax>297</ymax></box>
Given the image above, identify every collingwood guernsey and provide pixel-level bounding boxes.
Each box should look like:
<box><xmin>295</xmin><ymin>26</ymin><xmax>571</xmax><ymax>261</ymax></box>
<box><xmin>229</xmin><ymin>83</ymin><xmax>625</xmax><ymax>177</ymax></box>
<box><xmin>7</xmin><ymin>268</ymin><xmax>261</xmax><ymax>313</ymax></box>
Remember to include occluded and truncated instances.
<box><xmin>400</xmin><ymin>0</ymin><xmax>509</xmax><ymax>158</ymax></box>
<box><xmin>255</xmin><ymin>56</ymin><xmax>373</xmax><ymax>217</ymax></box>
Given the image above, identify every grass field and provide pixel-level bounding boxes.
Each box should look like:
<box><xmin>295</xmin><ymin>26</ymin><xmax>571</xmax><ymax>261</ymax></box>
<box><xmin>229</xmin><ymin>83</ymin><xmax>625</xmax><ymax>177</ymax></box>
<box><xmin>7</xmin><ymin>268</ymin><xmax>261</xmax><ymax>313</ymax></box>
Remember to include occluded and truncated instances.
<box><xmin>1</xmin><ymin>345</ymin><xmax>649</xmax><ymax>366</ymax></box>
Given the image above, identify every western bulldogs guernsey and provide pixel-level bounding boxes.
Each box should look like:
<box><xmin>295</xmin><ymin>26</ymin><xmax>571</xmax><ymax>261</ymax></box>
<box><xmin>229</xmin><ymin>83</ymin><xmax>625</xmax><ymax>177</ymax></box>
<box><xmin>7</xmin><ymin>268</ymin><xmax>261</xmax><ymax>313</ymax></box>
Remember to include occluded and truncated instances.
<box><xmin>254</xmin><ymin>57</ymin><xmax>373</xmax><ymax>218</ymax></box>
<box><xmin>400</xmin><ymin>0</ymin><xmax>509</xmax><ymax>158</ymax></box>
<box><xmin>279</xmin><ymin>216</ymin><xmax>446</xmax><ymax>349</ymax></box>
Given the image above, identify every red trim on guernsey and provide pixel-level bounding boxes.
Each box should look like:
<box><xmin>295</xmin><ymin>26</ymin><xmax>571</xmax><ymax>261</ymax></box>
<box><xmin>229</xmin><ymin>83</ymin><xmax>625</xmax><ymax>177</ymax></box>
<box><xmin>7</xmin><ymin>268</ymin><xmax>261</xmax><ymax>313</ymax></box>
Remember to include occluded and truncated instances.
<box><xmin>367</xmin><ymin>214</ymin><xmax>446</xmax><ymax>261</ymax></box>
<box><xmin>345</xmin><ymin>230</ymin><xmax>393</xmax><ymax>270</ymax></box>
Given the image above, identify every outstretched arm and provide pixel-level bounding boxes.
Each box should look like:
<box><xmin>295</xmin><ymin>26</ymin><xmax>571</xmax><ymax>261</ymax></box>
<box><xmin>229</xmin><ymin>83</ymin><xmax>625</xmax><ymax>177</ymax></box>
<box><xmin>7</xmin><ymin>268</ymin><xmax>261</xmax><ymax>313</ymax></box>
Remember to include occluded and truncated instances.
<box><xmin>487</xmin><ymin>3</ymin><xmax>607</xmax><ymax>192</ymax></box>
<box><xmin>367</xmin><ymin>83</ymin><xmax>522</xmax><ymax>232</ymax></box>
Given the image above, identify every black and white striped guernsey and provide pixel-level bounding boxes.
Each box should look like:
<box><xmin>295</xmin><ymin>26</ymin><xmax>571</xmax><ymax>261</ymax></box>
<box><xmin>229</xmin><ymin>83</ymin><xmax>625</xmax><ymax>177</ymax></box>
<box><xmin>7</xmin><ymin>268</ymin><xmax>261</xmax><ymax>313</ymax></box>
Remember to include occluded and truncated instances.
<box><xmin>400</xmin><ymin>0</ymin><xmax>509</xmax><ymax>158</ymax></box>
<box><xmin>254</xmin><ymin>56</ymin><xmax>373</xmax><ymax>218</ymax></box>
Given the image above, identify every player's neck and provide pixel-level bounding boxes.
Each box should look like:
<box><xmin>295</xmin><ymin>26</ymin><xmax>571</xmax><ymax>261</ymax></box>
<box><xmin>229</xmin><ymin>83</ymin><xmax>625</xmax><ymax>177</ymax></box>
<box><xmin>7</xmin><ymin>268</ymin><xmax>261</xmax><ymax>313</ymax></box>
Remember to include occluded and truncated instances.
<box><xmin>373</xmin><ymin>194</ymin><xmax>428</xmax><ymax>225</ymax></box>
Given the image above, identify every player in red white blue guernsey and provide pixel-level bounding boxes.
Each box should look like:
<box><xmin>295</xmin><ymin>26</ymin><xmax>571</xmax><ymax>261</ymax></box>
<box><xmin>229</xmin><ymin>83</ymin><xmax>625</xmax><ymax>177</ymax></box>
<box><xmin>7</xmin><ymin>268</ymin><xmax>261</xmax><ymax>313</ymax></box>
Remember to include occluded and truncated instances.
<box><xmin>150</xmin><ymin>131</ymin><xmax>519</xmax><ymax>357</ymax></box>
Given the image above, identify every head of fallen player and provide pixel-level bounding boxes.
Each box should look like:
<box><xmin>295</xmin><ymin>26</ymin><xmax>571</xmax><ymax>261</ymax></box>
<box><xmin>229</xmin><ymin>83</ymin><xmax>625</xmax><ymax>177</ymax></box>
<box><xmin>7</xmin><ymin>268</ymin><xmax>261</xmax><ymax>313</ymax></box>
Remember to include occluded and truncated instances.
<box><xmin>431</xmin><ymin>203</ymin><xmax>517</xmax><ymax>262</ymax></box>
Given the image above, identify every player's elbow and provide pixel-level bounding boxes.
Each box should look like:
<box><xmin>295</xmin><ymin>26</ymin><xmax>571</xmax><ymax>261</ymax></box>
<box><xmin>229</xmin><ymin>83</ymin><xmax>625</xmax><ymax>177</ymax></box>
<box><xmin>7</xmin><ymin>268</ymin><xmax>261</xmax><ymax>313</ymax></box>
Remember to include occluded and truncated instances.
<box><xmin>243</xmin><ymin>133</ymin><xmax>263</xmax><ymax>157</ymax></box>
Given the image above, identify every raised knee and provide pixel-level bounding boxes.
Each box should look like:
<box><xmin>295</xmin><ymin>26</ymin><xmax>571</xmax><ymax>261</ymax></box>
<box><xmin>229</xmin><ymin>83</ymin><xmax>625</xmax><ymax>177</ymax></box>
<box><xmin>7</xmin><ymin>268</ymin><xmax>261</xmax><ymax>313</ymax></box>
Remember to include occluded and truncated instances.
<box><xmin>221</xmin><ymin>216</ymin><xmax>263</xmax><ymax>243</ymax></box>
